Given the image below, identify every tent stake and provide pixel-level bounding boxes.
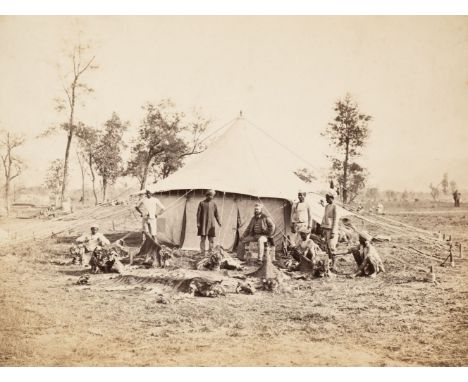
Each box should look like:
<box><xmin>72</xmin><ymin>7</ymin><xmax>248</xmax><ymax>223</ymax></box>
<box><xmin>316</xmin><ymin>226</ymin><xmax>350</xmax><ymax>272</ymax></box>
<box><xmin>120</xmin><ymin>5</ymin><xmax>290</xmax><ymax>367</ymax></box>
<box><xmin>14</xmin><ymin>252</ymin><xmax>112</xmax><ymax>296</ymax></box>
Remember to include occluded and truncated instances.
<box><xmin>429</xmin><ymin>265</ymin><xmax>436</xmax><ymax>283</ymax></box>
<box><xmin>450</xmin><ymin>244</ymin><xmax>455</xmax><ymax>267</ymax></box>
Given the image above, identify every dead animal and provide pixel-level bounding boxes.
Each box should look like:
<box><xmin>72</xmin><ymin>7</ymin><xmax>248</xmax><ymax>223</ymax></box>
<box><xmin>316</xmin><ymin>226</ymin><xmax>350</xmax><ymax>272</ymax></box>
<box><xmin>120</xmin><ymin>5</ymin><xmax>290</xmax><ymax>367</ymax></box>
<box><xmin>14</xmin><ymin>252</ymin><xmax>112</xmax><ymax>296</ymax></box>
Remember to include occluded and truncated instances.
<box><xmin>70</xmin><ymin>245</ymin><xmax>83</xmax><ymax>266</ymax></box>
<box><xmin>236</xmin><ymin>281</ymin><xmax>255</xmax><ymax>295</ymax></box>
<box><xmin>156</xmin><ymin>294</ymin><xmax>171</xmax><ymax>304</ymax></box>
<box><xmin>76</xmin><ymin>275</ymin><xmax>90</xmax><ymax>285</ymax></box>
<box><xmin>262</xmin><ymin>278</ymin><xmax>280</xmax><ymax>292</ymax></box>
<box><xmin>196</xmin><ymin>246</ymin><xmax>242</xmax><ymax>271</ymax></box>
<box><xmin>89</xmin><ymin>247</ymin><xmax>124</xmax><ymax>274</ymax></box>
<box><xmin>159</xmin><ymin>245</ymin><xmax>174</xmax><ymax>268</ymax></box>
<box><xmin>187</xmin><ymin>278</ymin><xmax>226</xmax><ymax>297</ymax></box>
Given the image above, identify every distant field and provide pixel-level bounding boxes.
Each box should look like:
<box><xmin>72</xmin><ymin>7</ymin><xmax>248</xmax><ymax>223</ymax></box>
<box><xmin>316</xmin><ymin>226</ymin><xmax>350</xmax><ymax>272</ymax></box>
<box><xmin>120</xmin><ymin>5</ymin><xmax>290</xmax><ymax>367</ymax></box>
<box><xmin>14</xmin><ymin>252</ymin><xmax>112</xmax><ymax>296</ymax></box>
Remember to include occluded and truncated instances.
<box><xmin>0</xmin><ymin>204</ymin><xmax>467</xmax><ymax>366</ymax></box>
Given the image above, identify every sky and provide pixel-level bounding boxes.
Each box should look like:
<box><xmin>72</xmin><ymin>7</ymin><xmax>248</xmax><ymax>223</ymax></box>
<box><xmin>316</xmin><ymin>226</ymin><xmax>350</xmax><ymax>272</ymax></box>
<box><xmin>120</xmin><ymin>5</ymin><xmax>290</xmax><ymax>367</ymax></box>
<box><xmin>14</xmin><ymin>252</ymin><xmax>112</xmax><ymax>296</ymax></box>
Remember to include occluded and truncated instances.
<box><xmin>0</xmin><ymin>16</ymin><xmax>467</xmax><ymax>192</ymax></box>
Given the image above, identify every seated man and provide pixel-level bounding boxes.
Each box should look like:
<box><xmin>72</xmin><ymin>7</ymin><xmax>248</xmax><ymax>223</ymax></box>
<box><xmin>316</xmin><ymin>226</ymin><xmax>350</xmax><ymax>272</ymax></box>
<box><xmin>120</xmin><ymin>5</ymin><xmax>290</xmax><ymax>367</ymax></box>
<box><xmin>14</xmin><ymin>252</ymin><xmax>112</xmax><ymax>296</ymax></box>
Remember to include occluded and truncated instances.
<box><xmin>350</xmin><ymin>232</ymin><xmax>385</xmax><ymax>278</ymax></box>
<box><xmin>70</xmin><ymin>223</ymin><xmax>110</xmax><ymax>266</ymax></box>
<box><xmin>291</xmin><ymin>227</ymin><xmax>322</xmax><ymax>263</ymax></box>
<box><xmin>237</xmin><ymin>203</ymin><xmax>275</xmax><ymax>261</ymax></box>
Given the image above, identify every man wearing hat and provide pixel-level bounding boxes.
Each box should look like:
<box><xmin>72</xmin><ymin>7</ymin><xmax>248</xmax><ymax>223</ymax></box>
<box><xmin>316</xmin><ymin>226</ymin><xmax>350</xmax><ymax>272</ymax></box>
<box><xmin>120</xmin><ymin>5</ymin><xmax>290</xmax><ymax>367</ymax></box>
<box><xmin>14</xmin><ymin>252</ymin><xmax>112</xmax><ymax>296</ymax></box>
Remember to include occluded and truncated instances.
<box><xmin>291</xmin><ymin>226</ymin><xmax>322</xmax><ymax>262</ymax></box>
<box><xmin>321</xmin><ymin>191</ymin><xmax>339</xmax><ymax>272</ymax></box>
<box><xmin>291</xmin><ymin>190</ymin><xmax>313</xmax><ymax>245</ymax></box>
<box><xmin>135</xmin><ymin>189</ymin><xmax>166</xmax><ymax>242</ymax></box>
<box><xmin>350</xmin><ymin>231</ymin><xmax>385</xmax><ymax>278</ymax></box>
<box><xmin>238</xmin><ymin>203</ymin><xmax>275</xmax><ymax>261</ymax></box>
<box><xmin>197</xmin><ymin>190</ymin><xmax>222</xmax><ymax>256</ymax></box>
<box><xmin>71</xmin><ymin>223</ymin><xmax>111</xmax><ymax>266</ymax></box>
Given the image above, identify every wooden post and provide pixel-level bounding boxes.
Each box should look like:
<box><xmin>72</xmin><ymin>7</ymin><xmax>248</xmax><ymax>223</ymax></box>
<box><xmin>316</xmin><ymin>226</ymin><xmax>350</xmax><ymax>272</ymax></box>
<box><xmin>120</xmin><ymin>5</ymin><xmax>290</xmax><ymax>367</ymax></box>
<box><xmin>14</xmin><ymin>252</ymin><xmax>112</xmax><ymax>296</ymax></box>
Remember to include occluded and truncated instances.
<box><xmin>429</xmin><ymin>265</ymin><xmax>436</xmax><ymax>283</ymax></box>
<box><xmin>443</xmin><ymin>233</ymin><xmax>446</xmax><ymax>240</ymax></box>
<box><xmin>460</xmin><ymin>243</ymin><xmax>463</xmax><ymax>259</ymax></box>
<box><xmin>448</xmin><ymin>235</ymin><xmax>452</xmax><ymax>242</ymax></box>
<box><xmin>112</xmin><ymin>219</ymin><xmax>116</xmax><ymax>231</ymax></box>
<box><xmin>450</xmin><ymin>244</ymin><xmax>455</xmax><ymax>267</ymax></box>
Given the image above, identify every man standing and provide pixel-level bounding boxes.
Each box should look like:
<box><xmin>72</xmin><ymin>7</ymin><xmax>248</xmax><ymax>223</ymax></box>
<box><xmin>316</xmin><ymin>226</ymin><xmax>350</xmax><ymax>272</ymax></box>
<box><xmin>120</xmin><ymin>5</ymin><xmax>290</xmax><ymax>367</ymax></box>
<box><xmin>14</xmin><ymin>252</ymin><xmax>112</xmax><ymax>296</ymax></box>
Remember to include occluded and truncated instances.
<box><xmin>453</xmin><ymin>190</ymin><xmax>461</xmax><ymax>207</ymax></box>
<box><xmin>135</xmin><ymin>190</ymin><xmax>166</xmax><ymax>242</ymax></box>
<box><xmin>238</xmin><ymin>203</ymin><xmax>276</xmax><ymax>261</ymax></box>
<box><xmin>321</xmin><ymin>192</ymin><xmax>339</xmax><ymax>273</ymax></box>
<box><xmin>291</xmin><ymin>190</ymin><xmax>313</xmax><ymax>244</ymax></box>
<box><xmin>197</xmin><ymin>190</ymin><xmax>222</xmax><ymax>256</ymax></box>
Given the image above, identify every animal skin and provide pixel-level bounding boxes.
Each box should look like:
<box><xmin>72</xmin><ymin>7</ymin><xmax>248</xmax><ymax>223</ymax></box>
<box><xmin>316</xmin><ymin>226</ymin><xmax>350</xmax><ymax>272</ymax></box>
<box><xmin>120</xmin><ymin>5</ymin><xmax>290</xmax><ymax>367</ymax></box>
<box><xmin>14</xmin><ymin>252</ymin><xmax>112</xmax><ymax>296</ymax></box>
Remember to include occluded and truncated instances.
<box><xmin>188</xmin><ymin>278</ymin><xmax>226</xmax><ymax>297</ymax></box>
<box><xmin>262</xmin><ymin>278</ymin><xmax>280</xmax><ymax>292</ymax></box>
<box><xmin>236</xmin><ymin>281</ymin><xmax>255</xmax><ymax>295</ymax></box>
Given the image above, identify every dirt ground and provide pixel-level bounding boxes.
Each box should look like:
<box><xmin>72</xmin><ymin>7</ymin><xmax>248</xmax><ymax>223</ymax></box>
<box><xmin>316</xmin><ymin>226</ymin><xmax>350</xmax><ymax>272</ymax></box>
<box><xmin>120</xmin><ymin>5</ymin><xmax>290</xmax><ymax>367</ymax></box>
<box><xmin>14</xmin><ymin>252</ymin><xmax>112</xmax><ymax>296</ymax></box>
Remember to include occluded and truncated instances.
<box><xmin>1</xmin><ymin>203</ymin><xmax>467</xmax><ymax>366</ymax></box>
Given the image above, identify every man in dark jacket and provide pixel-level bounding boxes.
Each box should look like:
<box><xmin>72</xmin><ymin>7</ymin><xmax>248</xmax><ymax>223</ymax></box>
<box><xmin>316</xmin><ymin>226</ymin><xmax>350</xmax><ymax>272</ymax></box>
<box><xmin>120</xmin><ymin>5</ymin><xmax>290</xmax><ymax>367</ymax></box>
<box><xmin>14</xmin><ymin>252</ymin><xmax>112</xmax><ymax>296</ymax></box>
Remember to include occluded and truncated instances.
<box><xmin>238</xmin><ymin>203</ymin><xmax>275</xmax><ymax>261</ymax></box>
<box><xmin>197</xmin><ymin>189</ymin><xmax>222</xmax><ymax>255</ymax></box>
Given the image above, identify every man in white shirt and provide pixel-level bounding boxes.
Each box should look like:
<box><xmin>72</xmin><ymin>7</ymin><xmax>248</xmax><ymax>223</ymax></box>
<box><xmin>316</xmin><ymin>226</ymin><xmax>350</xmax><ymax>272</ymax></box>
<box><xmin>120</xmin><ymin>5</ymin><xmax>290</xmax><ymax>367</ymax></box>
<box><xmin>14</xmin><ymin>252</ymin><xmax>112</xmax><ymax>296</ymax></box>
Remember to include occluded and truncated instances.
<box><xmin>293</xmin><ymin>227</ymin><xmax>321</xmax><ymax>263</ymax></box>
<box><xmin>321</xmin><ymin>192</ymin><xmax>339</xmax><ymax>273</ymax></box>
<box><xmin>135</xmin><ymin>190</ymin><xmax>166</xmax><ymax>242</ymax></box>
<box><xmin>290</xmin><ymin>190</ymin><xmax>312</xmax><ymax>245</ymax></box>
<box><xmin>71</xmin><ymin>223</ymin><xmax>111</xmax><ymax>265</ymax></box>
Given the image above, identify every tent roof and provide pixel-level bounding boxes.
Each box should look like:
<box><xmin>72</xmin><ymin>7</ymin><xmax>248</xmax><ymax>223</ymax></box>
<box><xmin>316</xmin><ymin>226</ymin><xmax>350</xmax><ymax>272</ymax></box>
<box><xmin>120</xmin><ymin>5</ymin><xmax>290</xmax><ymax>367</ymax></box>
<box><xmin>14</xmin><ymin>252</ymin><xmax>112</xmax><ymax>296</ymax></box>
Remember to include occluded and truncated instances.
<box><xmin>147</xmin><ymin>117</ymin><xmax>326</xmax><ymax>200</ymax></box>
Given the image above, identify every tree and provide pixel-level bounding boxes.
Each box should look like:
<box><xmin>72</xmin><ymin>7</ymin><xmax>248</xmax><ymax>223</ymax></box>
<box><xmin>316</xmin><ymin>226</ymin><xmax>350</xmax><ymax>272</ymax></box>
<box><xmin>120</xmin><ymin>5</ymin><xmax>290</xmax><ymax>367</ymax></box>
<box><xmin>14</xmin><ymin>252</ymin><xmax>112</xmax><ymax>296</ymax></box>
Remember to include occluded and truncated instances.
<box><xmin>0</xmin><ymin>130</ymin><xmax>26</xmax><ymax>215</ymax></box>
<box><xmin>329</xmin><ymin>158</ymin><xmax>367</xmax><ymax>204</ymax></box>
<box><xmin>75</xmin><ymin>124</ymin><xmax>99</xmax><ymax>205</ymax></box>
<box><xmin>401</xmin><ymin>190</ymin><xmax>409</xmax><ymax>202</ymax></box>
<box><xmin>429</xmin><ymin>183</ymin><xmax>440</xmax><ymax>201</ymax></box>
<box><xmin>93</xmin><ymin>113</ymin><xmax>128</xmax><ymax>202</ymax></box>
<box><xmin>365</xmin><ymin>187</ymin><xmax>380</xmax><ymax>202</ymax></box>
<box><xmin>385</xmin><ymin>190</ymin><xmax>396</xmax><ymax>202</ymax></box>
<box><xmin>48</xmin><ymin>43</ymin><xmax>97</xmax><ymax>206</ymax></box>
<box><xmin>294</xmin><ymin>168</ymin><xmax>316</xmax><ymax>183</ymax></box>
<box><xmin>323</xmin><ymin>94</ymin><xmax>372</xmax><ymax>204</ymax></box>
<box><xmin>441</xmin><ymin>173</ymin><xmax>449</xmax><ymax>195</ymax></box>
<box><xmin>44</xmin><ymin>159</ymin><xmax>65</xmax><ymax>199</ymax></box>
<box><xmin>76</xmin><ymin>150</ymin><xmax>86</xmax><ymax>204</ymax></box>
<box><xmin>126</xmin><ymin>100</ymin><xmax>208</xmax><ymax>190</ymax></box>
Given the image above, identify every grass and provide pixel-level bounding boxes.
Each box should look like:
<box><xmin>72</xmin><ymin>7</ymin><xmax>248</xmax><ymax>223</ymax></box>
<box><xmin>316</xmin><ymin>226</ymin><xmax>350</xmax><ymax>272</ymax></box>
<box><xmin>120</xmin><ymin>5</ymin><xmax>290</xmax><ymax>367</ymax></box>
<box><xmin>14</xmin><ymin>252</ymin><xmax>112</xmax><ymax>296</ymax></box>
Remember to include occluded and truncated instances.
<box><xmin>0</xmin><ymin>205</ymin><xmax>467</xmax><ymax>366</ymax></box>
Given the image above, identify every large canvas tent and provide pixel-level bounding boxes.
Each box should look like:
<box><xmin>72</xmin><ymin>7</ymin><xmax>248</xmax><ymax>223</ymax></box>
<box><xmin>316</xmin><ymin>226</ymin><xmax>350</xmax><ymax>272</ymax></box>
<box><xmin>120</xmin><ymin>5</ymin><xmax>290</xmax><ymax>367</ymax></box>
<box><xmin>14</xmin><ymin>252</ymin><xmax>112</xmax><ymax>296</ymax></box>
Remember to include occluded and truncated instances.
<box><xmin>145</xmin><ymin>116</ymin><xmax>350</xmax><ymax>251</ymax></box>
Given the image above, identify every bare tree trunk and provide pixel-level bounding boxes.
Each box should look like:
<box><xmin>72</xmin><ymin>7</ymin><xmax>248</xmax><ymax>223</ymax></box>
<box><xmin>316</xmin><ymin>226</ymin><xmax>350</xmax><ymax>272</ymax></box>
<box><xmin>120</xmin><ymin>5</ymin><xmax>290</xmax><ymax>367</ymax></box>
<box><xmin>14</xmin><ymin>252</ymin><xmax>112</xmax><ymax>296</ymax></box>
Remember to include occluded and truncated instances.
<box><xmin>1</xmin><ymin>132</ymin><xmax>24</xmax><ymax>216</ymax></box>
<box><xmin>342</xmin><ymin>138</ymin><xmax>350</xmax><ymax>204</ymax></box>
<box><xmin>4</xmin><ymin>182</ymin><xmax>9</xmax><ymax>216</ymax></box>
<box><xmin>76</xmin><ymin>152</ymin><xmax>85</xmax><ymax>204</ymax></box>
<box><xmin>88</xmin><ymin>154</ymin><xmax>98</xmax><ymax>205</ymax></box>
<box><xmin>140</xmin><ymin>156</ymin><xmax>152</xmax><ymax>191</ymax></box>
<box><xmin>102</xmin><ymin>178</ymin><xmax>107</xmax><ymax>203</ymax></box>
<box><xmin>60</xmin><ymin>80</ymin><xmax>76</xmax><ymax>205</ymax></box>
<box><xmin>60</xmin><ymin>132</ymin><xmax>73</xmax><ymax>205</ymax></box>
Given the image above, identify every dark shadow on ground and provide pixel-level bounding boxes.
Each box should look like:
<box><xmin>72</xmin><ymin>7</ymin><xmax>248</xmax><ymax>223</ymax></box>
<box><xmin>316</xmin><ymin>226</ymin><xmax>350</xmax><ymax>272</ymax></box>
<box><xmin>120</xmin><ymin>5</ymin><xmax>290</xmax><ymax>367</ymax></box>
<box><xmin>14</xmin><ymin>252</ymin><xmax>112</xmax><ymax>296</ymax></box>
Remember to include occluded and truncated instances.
<box><xmin>58</xmin><ymin>268</ymin><xmax>92</xmax><ymax>276</ymax></box>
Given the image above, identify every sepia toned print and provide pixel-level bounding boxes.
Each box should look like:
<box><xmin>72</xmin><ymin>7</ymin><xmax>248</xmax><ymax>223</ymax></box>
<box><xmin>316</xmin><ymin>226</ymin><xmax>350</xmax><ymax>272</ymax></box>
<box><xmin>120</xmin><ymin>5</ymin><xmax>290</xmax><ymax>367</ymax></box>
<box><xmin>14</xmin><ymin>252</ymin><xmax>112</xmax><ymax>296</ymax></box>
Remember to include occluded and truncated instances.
<box><xmin>0</xmin><ymin>16</ymin><xmax>467</xmax><ymax>366</ymax></box>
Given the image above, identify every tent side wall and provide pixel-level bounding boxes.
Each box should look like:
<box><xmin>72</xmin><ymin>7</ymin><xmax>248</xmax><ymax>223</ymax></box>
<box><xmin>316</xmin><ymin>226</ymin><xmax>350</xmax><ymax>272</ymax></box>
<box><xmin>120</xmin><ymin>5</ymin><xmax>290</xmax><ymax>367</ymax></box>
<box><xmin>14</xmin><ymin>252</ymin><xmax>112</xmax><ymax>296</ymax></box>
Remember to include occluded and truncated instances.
<box><xmin>154</xmin><ymin>190</ymin><xmax>292</xmax><ymax>251</ymax></box>
<box><xmin>153</xmin><ymin>191</ymin><xmax>188</xmax><ymax>246</ymax></box>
